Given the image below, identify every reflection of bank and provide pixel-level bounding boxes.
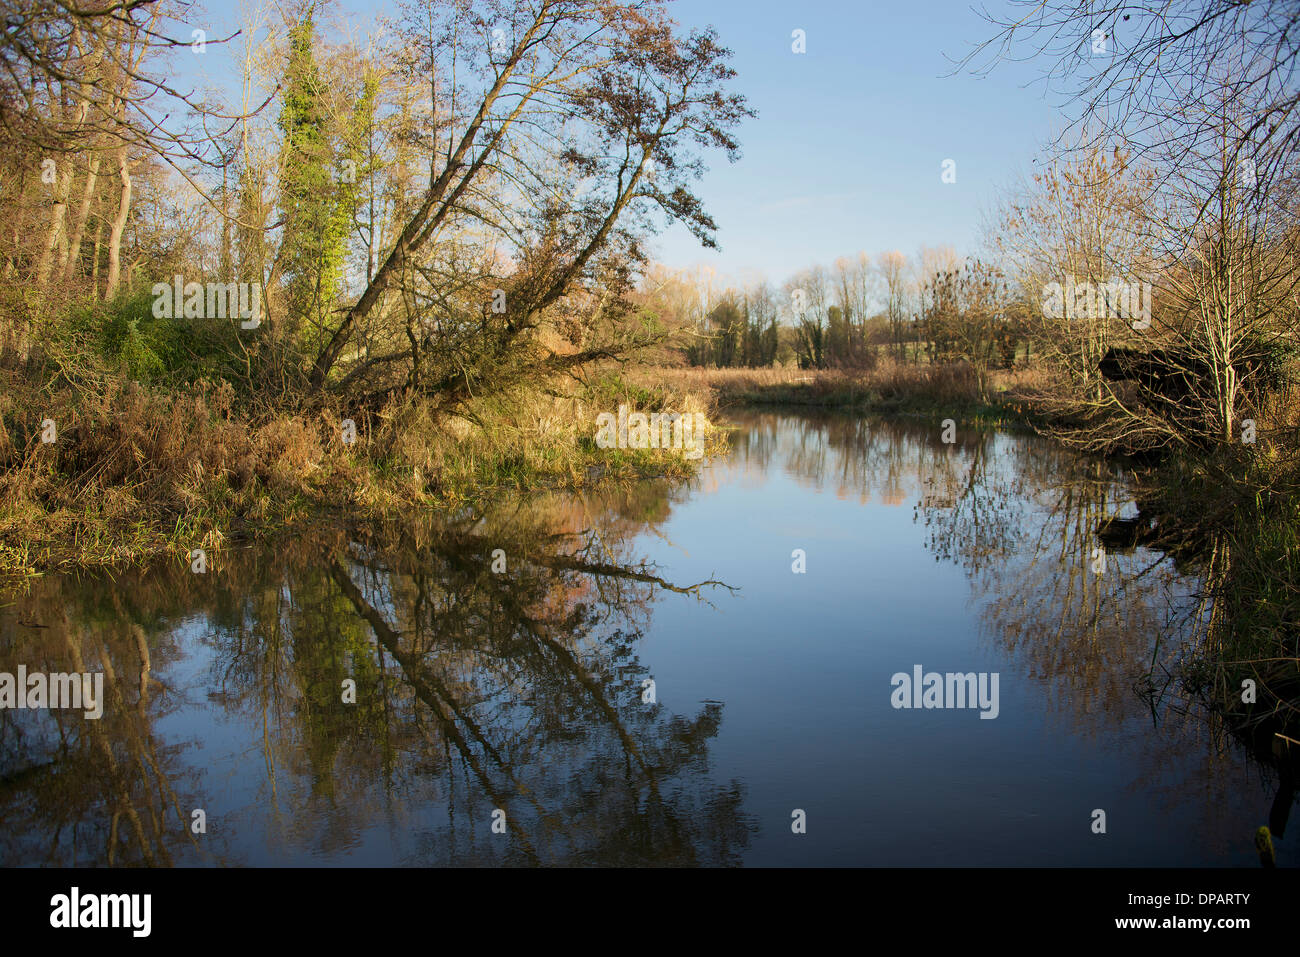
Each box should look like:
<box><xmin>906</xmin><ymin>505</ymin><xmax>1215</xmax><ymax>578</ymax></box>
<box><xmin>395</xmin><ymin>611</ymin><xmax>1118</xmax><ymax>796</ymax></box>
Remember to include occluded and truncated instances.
<box><xmin>0</xmin><ymin>486</ymin><xmax>750</xmax><ymax>867</ymax></box>
<box><xmin>1264</xmin><ymin>733</ymin><xmax>1298</xmax><ymax>863</ymax></box>
<box><xmin>1225</xmin><ymin>720</ymin><xmax>1300</xmax><ymax>867</ymax></box>
<box><xmin>1231</xmin><ymin>728</ymin><xmax>1299</xmax><ymax>867</ymax></box>
<box><xmin>317</xmin><ymin>502</ymin><xmax>746</xmax><ymax>864</ymax></box>
<box><xmin>977</xmin><ymin>448</ymin><xmax>1300</xmax><ymax>863</ymax></box>
<box><xmin>0</xmin><ymin>590</ymin><xmax>208</xmax><ymax>867</ymax></box>
<box><xmin>1132</xmin><ymin>500</ymin><xmax>1300</xmax><ymax>858</ymax></box>
<box><xmin>719</xmin><ymin>409</ymin><xmax>997</xmax><ymax>505</ymax></box>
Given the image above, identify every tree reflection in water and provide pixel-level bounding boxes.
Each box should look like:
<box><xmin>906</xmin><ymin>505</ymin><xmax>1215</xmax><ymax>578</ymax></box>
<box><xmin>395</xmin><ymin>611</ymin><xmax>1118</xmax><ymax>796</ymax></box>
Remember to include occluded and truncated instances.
<box><xmin>0</xmin><ymin>482</ymin><xmax>752</xmax><ymax>866</ymax></box>
<box><xmin>723</xmin><ymin>409</ymin><xmax>1292</xmax><ymax>857</ymax></box>
<box><xmin>3</xmin><ymin>411</ymin><xmax>1292</xmax><ymax>867</ymax></box>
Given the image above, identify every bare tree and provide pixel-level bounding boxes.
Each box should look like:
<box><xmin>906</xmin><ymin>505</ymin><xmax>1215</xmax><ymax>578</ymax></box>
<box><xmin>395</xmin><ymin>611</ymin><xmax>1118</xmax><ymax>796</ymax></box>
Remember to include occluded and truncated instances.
<box><xmin>305</xmin><ymin>0</ymin><xmax>751</xmax><ymax>408</ymax></box>
<box><xmin>876</xmin><ymin>250</ymin><xmax>909</xmax><ymax>360</ymax></box>
<box><xmin>958</xmin><ymin>0</ymin><xmax>1300</xmax><ymax>182</ymax></box>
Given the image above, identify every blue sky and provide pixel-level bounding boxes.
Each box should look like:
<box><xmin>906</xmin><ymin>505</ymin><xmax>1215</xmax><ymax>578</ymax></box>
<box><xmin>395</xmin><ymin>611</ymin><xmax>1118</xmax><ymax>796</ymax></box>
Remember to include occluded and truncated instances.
<box><xmin>189</xmin><ymin>0</ymin><xmax>1074</xmax><ymax>287</ymax></box>
<box><xmin>652</xmin><ymin>0</ymin><xmax>1071</xmax><ymax>284</ymax></box>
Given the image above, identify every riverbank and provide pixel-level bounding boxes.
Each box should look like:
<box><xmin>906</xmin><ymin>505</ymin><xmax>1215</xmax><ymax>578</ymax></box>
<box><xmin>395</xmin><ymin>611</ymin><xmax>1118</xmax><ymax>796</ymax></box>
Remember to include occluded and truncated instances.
<box><xmin>628</xmin><ymin>361</ymin><xmax>1054</xmax><ymax>428</ymax></box>
<box><xmin>0</xmin><ymin>365</ymin><xmax>722</xmax><ymax>577</ymax></box>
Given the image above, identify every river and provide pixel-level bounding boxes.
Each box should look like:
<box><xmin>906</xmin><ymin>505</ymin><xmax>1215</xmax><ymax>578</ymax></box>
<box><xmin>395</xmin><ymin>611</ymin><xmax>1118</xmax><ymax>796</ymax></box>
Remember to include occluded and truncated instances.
<box><xmin>0</xmin><ymin>410</ymin><xmax>1285</xmax><ymax>865</ymax></box>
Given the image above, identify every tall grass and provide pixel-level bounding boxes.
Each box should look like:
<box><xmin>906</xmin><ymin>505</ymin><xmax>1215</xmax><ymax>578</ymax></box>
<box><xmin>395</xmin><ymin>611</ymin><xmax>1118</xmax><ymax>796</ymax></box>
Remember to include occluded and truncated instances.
<box><xmin>0</xmin><ymin>355</ymin><xmax>721</xmax><ymax>576</ymax></box>
<box><xmin>632</xmin><ymin>359</ymin><xmax>1050</xmax><ymax>420</ymax></box>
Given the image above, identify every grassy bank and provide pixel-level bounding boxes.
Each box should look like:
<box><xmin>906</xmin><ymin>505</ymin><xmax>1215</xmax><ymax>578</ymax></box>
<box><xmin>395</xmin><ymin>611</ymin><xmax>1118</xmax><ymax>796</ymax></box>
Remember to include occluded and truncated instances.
<box><xmin>629</xmin><ymin>361</ymin><xmax>1053</xmax><ymax>428</ymax></box>
<box><xmin>0</xmin><ymin>363</ymin><xmax>722</xmax><ymax>577</ymax></box>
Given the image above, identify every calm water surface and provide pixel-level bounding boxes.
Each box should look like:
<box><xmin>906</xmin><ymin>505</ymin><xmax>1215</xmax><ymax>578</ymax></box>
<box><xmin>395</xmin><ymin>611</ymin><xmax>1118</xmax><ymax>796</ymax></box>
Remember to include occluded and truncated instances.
<box><xmin>0</xmin><ymin>411</ymin><xmax>1290</xmax><ymax>866</ymax></box>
